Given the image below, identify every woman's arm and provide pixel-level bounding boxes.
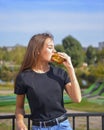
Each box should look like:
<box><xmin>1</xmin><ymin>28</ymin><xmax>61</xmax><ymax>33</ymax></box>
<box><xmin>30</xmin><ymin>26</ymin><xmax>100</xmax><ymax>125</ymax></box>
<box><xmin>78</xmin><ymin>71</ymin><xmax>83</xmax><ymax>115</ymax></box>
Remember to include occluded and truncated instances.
<box><xmin>15</xmin><ymin>94</ymin><xmax>27</xmax><ymax>130</ymax></box>
<box><xmin>58</xmin><ymin>52</ymin><xmax>82</xmax><ymax>103</ymax></box>
<box><xmin>65</xmin><ymin>68</ymin><xmax>82</xmax><ymax>103</ymax></box>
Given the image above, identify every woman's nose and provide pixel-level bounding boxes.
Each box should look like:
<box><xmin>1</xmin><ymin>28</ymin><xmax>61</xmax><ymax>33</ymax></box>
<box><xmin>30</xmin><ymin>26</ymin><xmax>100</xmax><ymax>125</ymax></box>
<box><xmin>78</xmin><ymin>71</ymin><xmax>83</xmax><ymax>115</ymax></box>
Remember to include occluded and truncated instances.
<box><xmin>53</xmin><ymin>49</ymin><xmax>57</xmax><ymax>53</ymax></box>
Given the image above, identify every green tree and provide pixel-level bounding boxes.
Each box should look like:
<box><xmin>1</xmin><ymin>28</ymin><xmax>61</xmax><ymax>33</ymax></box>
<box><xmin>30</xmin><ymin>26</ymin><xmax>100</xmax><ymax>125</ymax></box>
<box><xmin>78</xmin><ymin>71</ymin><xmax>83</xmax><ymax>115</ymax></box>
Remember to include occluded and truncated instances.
<box><xmin>86</xmin><ymin>46</ymin><xmax>97</xmax><ymax>65</ymax></box>
<box><xmin>96</xmin><ymin>48</ymin><xmax>104</xmax><ymax>64</ymax></box>
<box><xmin>55</xmin><ymin>44</ymin><xmax>65</xmax><ymax>52</ymax></box>
<box><xmin>0</xmin><ymin>47</ymin><xmax>10</xmax><ymax>62</ymax></box>
<box><xmin>0</xmin><ymin>65</ymin><xmax>15</xmax><ymax>81</ymax></box>
<box><xmin>62</xmin><ymin>35</ymin><xmax>85</xmax><ymax>67</ymax></box>
<box><xmin>10</xmin><ymin>45</ymin><xmax>26</xmax><ymax>64</ymax></box>
<box><xmin>89</xmin><ymin>63</ymin><xmax>104</xmax><ymax>79</ymax></box>
<box><xmin>0</xmin><ymin>47</ymin><xmax>4</xmax><ymax>60</ymax></box>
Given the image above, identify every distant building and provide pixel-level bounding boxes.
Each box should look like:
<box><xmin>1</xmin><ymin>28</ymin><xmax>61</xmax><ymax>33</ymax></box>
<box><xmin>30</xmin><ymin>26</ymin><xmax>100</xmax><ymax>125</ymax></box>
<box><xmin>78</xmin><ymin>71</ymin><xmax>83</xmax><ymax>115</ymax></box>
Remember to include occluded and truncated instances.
<box><xmin>82</xmin><ymin>41</ymin><xmax>104</xmax><ymax>51</ymax></box>
<box><xmin>1</xmin><ymin>44</ymin><xmax>25</xmax><ymax>51</ymax></box>
<box><xmin>99</xmin><ymin>41</ymin><xmax>104</xmax><ymax>50</ymax></box>
<box><xmin>6</xmin><ymin>46</ymin><xmax>15</xmax><ymax>51</ymax></box>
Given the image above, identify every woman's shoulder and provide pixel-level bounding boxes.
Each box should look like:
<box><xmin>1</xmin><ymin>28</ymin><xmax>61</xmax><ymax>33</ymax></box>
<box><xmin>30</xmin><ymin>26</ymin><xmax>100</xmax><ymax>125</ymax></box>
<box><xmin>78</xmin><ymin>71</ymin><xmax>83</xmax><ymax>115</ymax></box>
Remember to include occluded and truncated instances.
<box><xmin>50</xmin><ymin>64</ymin><xmax>66</xmax><ymax>74</ymax></box>
<box><xmin>17</xmin><ymin>69</ymin><xmax>33</xmax><ymax>79</ymax></box>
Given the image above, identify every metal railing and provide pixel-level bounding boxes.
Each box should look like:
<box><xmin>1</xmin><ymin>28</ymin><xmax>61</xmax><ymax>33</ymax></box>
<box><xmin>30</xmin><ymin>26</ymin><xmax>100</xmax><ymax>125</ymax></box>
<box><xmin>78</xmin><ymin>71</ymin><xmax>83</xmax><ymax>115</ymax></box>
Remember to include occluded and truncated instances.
<box><xmin>0</xmin><ymin>113</ymin><xmax>104</xmax><ymax>130</ymax></box>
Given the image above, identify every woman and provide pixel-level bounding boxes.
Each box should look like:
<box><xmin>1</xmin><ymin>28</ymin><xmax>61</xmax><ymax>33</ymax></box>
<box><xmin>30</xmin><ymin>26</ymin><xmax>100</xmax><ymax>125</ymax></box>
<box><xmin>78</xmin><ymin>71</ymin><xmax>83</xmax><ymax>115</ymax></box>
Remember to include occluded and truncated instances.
<box><xmin>14</xmin><ymin>33</ymin><xmax>82</xmax><ymax>130</ymax></box>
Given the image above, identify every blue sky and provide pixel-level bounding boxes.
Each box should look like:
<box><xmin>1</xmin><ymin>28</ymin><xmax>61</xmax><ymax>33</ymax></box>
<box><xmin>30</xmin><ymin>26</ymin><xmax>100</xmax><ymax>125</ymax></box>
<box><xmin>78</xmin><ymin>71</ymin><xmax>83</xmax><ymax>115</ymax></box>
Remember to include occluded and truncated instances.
<box><xmin>0</xmin><ymin>0</ymin><xmax>104</xmax><ymax>47</ymax></box>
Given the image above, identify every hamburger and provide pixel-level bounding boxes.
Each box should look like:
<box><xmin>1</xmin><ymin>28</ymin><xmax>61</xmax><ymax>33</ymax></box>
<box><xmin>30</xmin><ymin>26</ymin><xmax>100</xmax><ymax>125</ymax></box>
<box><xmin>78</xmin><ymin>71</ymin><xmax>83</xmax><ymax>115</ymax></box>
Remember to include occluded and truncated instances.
<box><xmin>51</xmin><ymin>52</ymin><xmax>65</xmax><ymax>64</ymax></box>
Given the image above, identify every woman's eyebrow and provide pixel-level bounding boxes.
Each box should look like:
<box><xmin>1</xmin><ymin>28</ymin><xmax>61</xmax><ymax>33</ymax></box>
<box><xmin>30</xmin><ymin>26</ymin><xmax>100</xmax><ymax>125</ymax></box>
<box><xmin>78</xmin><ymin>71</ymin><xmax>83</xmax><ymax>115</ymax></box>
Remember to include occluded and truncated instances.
<box><xmin>48</xmin><ymin>44</ymin><xmax>53</xmax><ymax>46</ymax></box>
<box><xmin>47</xmin><ymin>44</ymin><xmax>54</xmax><ymax>47</ymax></box>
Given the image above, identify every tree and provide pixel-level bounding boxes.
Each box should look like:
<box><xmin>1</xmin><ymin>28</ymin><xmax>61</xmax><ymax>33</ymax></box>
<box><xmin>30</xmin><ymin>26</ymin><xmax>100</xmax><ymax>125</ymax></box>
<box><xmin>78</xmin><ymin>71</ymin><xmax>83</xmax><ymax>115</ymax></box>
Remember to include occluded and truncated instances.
<box><xmin>0</xmin><ymin>47</ymin><xmax>10</xmax><ymax>62</ymax></box>
<box><xmin>96</xmin><ymin>48</ymin><xmax>104</xmax><ymax>64</ymax></box>
<box><xmin>0</xmin><ymin>48</ymin><xmax>4</xmax><ymax>60</ymax></box>
<box><xmin>62</xmin><ymin>35</ymin><xmax>85</xmax><ymax>67</ymax></box>
<box><xmin>54</xmin><ymin>44</ymin><xmax>65</xmax><ymax>52</ymax></box>
<box><xmin>86</xmin><ymin>46</ymin><xmax>97</xmax><ymax>65</ymax></box>
<box><xmin>10</xmin><ymin>45</ymin><xmax>26</xmax><ymax>64</ymax></box>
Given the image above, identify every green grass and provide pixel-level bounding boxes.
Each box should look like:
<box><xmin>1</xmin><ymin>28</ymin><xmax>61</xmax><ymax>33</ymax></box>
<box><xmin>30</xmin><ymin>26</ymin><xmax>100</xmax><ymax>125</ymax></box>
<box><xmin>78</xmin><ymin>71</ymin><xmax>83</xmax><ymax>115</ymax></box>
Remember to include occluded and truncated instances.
<box><xmin>0</xmin><ymin>123</ymin><xmax>12</xmax><ymax>130</ymax></box>
<box><xmin>83</xmin><ymin>83</ymin><xmax>96</xmax><ymax>95</ymax></box>
<box><xmin>65</xmin><ymin>98</ymin><xmax>104</xmax><ymax>112</ymax></box>
<box><xmin>0</xmin><ymin>83</ymin><xmax>13</xmax><ymax>90</ymax></box>
<box><xmin>0</xmin><ymin>95</ymin><xmax>16</xmax><ymax>106</ymax></box>
<box><xmin>0</xmin><ymin>105</ymin><xmax>16</xmax><ymax>113</ymax></box>
<box><xmin>0</xmin><ymin>91</ymin><xmax>104</xmax><ymax>113</ymax></box>
<box><xmin>0</xmin><ymin>97</ymin><xmax>104</xmax><ymax>113</ymax></box>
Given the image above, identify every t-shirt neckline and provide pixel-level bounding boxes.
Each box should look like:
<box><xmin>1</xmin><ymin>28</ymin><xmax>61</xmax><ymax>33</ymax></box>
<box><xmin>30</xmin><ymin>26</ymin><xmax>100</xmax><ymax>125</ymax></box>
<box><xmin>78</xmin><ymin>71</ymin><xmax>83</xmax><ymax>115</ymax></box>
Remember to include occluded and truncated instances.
<box><xmin>31</xmin><ymin>66</ymin><xmax>52</xmax><ymax>75</ymax></box>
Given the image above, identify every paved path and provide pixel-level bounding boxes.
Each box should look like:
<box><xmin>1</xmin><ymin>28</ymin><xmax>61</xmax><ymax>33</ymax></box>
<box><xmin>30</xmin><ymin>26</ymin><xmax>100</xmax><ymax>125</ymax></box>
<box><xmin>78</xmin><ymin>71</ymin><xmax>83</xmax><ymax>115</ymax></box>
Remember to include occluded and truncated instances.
<box><xmin>0</xmin><ymin>90</ymin><xmax>14</xmax><ymax>94</ymax></box>
<box><xmin>66</xmin><ymin>109</ymin><xmax>101</xmax><ymax>130</ymax></box>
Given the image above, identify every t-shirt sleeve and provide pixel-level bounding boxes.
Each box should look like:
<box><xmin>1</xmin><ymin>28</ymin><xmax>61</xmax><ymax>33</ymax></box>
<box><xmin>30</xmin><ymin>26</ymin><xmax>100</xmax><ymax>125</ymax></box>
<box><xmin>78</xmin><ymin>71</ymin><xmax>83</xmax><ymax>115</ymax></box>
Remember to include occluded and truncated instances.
<box><xmin>14</xmin><ymin>73</ymin><xmax>27</xmax><ymax>95</ymax></box>
<box><xmin>64</xmin><ymin>71</ymin><xmax>70</xmax><ymax>85</ymax></box>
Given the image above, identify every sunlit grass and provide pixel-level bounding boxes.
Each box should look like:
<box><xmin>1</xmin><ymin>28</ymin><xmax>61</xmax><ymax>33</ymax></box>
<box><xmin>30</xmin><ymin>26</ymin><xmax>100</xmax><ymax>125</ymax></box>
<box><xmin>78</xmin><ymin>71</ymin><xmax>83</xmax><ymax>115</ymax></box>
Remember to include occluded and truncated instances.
<box><xmin>65</xmin><ymin>98</ymin><xmax>104</xmax><ymax>112</ymax></box>
<box><xmin>0</xmin><ymin>97</ymin><xmax>104</xmax><ymax>113</ymax></box>
<box><xmin>0</xmin><ymin>89</ymin><xmax>104</xmax><ymax>113</ymax></box>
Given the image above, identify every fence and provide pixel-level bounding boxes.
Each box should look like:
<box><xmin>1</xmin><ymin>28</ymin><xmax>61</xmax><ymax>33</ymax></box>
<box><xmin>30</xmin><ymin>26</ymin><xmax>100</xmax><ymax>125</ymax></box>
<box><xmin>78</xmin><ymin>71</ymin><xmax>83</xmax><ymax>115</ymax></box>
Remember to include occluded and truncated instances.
<box><xmin>0</xmin><ymin>112</ymin><xmax>104</xmax><ymax>130</ymax></box>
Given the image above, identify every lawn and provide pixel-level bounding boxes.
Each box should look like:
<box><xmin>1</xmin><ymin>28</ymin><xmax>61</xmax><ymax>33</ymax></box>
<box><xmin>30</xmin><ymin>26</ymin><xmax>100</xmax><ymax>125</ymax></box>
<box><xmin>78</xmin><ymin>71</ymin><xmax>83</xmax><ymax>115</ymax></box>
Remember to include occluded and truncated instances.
<box><xmin>0</xmin><ymin>94</ymin><xmax>104</xmax><ymax>113</ymax></box>
<box><xmin>65</xmin><ymin>98</ymin><xmax>104</xmax><ymax>112</ymax></box>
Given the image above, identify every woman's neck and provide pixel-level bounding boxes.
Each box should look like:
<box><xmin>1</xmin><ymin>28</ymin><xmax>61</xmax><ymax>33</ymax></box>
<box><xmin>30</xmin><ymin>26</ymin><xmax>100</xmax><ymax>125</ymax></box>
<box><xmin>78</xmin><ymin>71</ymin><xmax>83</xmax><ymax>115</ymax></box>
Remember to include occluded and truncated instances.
<box><xmin>32</xmin><ymin>63</ymin><xmax>50</xmax><ymax>73</ymax></box>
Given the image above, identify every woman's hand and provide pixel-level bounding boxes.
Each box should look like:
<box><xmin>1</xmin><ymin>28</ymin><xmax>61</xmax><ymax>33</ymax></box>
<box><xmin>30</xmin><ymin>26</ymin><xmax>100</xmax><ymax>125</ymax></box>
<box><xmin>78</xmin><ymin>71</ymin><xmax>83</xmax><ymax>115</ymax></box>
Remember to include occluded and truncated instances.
<box><xmin>57</xmin><ymin>52</ymin><xmax>73</xmax><ymax>69</ymax></box>
<box><xmin>16</xmin><ymin>120</ymin><xmax>27</xmax><ymax>130</ymax></box>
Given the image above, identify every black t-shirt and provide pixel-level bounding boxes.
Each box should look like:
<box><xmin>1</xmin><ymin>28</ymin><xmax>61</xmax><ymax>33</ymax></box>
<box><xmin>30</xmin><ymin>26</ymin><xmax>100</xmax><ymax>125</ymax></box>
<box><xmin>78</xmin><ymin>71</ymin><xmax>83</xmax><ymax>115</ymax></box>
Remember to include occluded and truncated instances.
<box><xmin>14</xmin><ymin>65</ymin><xmax>70</xmax><ymax>121</ymax></box>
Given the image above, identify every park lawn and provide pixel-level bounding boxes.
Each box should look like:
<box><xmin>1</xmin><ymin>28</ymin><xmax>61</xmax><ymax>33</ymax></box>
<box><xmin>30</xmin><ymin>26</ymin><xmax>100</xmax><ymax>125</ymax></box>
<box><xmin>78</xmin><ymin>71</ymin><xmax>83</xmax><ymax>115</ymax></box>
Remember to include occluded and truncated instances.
<box><xmin>0</xmin><ymin>91</ymin><xmax>104</xmax><ymax>113</ymax></box>
<box><xmin>65</xmin><ymin>98</ymin><xmax>104</xmax><ymax>112</ymax></box>
<box><xmin>0</xmin><ymin>98</ymin><xmax>104</xmax><ymax>113</ymax></box>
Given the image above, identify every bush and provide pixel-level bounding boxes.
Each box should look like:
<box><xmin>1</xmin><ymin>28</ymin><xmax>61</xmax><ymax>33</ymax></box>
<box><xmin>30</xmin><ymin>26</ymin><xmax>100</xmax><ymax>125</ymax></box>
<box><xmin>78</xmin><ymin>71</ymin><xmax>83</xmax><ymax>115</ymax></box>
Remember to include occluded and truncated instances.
<box><xmin>0</xmin><ymin>65</ymin><xmax>18</xmax><ymax>82</ymax></box>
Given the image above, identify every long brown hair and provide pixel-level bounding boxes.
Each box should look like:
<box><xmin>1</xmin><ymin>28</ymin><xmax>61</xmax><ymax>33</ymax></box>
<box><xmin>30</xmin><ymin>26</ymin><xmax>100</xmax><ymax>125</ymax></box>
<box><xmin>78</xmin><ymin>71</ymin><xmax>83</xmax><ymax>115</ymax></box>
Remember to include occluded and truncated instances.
<box><xmin>14</xmin><ymin>33</ymin><xmax>53</xmax><ymax>88</ymax></box>
<box><xmin>18</xmin><ymin>33</ymin><xmax>54</xmax><ymax>73</ymax></box>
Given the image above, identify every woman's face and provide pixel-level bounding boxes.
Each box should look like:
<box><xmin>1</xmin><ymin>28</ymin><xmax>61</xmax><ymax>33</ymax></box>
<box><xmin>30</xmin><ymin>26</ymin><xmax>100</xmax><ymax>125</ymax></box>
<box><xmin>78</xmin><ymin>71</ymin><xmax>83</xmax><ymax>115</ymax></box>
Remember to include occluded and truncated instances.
<box><xmin>39</xmin><ymin>38</ymin><xmax>55</xmax><ymax>62</ymax></box>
